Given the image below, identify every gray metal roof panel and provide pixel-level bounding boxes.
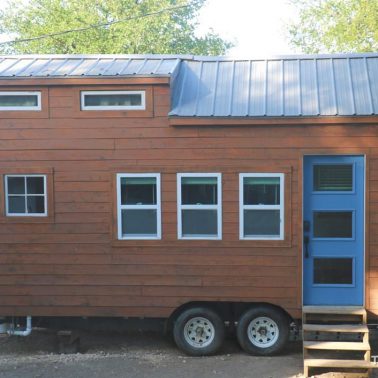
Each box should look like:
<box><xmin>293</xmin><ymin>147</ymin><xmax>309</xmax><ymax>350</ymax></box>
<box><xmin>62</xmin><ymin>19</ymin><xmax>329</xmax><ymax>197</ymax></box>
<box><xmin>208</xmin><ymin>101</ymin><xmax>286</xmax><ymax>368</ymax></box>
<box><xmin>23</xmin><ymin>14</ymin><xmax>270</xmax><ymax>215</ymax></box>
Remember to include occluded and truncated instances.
<box><xmin>0</xmin><ymin>55</ymin><xmax>180</xmax><ymax>77</ymax></box>
<box><xmin>333</xmin><ymin>59</ymin><xmax>354</xmax><ymax>115</ymax></box>
<box><xmin>350</xmin><ymin>58</ymin><xmax>374</xmax><ymax>115</ymax></box>
<box><xmin>367</xmin><ymin>57</ymin><xmax>378</xmax><ymax>113</ymax></box>
<box><xmin>249</xmin><ymin>60</ymin><xmax>266</xmax><ymax>116</ymax></box>
<box><xmin>169</xmin><ymin>54</ymin><xmax>378</xmax><ymax>117</ymax></box>
<box><xmin>300</xmin><ymin>59</ymin><xmax>318</xmax><ymax>116</ymax></box>
<box><xmin>283</xmin><ymin>59</ymin><xmax>300</xmax><ymax>116</ymax></box>
<box><xmin>266</xmin><ymin>60</ymin><xmax>283</xmax><ymax>116</ymax></box>
<box><xmin>153</xmin><ymin>58</ymin><xmax>177</xmax><ymax>74</ymax></box>
<box><xmin>214</xmin><ymin>61</ymin><xmax>234</xmax><ymax>116</ymax></box>
<box><xmin>231</xmin><ymin>61</ymin><xmax>249</xmax><ymax>116</ymax></box>
<box><xmin>0</xmin><ymin>53</ymin><xmax>377</xmax><ymax>117</ymax></box>
<box><xmin>316</xmin><ymin>59</ymin><xmax>337</xmax><ymax>116</ymax></box>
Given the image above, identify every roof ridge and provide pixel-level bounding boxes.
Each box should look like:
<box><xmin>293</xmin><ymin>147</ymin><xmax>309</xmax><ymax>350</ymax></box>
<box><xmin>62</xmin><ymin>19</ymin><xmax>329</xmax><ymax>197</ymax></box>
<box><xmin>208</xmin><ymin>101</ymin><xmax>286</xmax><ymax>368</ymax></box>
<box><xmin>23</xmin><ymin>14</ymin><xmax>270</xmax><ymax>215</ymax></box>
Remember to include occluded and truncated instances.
<box><xmin>0</xmin><ymin>52</ymin><xmax>377</xmax><ymax>61</ymax></box>
<box><xmin>0</xmin><ymin>54</ymin><xmax>191</xmax><ymax>60</ymax></box>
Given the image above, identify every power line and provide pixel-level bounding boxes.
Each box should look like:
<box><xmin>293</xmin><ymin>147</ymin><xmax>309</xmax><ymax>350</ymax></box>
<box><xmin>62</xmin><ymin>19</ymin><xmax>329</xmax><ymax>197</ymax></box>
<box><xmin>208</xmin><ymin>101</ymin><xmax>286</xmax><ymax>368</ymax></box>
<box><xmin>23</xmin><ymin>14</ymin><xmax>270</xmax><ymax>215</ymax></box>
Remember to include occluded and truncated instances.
<box><xmin>0</xmin><ymin>2</ymin><xmax>200</xmax><ymax>46</ymax></box>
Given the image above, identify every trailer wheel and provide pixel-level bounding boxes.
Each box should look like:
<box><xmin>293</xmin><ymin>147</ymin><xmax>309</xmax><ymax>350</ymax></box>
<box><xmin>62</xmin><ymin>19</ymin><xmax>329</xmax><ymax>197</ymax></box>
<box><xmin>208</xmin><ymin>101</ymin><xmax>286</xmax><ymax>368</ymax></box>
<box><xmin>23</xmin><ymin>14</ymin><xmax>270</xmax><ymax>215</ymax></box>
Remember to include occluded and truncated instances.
<box><xmin>173</xmin><ymin>307</ymin><xmax>225</xmax><ymax>356</ymax></box>
<box><xmin>236</xmin><ymin>306</ymin><xmax>289</xmax><ymax>355</ymax></box>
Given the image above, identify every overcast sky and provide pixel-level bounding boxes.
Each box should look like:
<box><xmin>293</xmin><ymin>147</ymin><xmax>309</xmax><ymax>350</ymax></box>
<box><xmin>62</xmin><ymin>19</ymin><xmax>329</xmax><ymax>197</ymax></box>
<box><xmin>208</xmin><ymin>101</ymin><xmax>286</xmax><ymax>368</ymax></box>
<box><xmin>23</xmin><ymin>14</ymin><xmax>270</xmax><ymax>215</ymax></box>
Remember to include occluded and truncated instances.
<box><xmin>0</xmin><ymin>0</ymin><xmax>298</xmax><ymax>56</ymax></box>
<box><xmin>198</xmin><ymin>0</ymin><xmax>298</xmax><ymax>56</ymax></box>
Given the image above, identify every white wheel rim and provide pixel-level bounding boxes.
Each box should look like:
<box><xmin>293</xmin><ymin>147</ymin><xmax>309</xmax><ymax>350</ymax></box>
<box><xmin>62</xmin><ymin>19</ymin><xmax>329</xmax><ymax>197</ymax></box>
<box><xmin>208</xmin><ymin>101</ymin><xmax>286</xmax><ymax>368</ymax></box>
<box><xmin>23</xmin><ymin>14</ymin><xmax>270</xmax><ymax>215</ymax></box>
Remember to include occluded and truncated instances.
<box><xmin>183</xmin><ymin>316</ymin><xmax>215</xmax><ymax>348</ymax></box>
<box><xmin>247</xmin><ymin>316</ymin><xmax>279</xmax><ymax>348</ymax></box>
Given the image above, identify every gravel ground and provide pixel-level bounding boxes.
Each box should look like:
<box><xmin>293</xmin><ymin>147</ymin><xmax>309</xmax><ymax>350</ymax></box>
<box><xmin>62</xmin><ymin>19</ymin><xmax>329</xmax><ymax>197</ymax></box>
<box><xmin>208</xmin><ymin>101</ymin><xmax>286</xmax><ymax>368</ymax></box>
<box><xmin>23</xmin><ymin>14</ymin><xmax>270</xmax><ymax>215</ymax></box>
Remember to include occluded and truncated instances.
<box><xmin>0</xmin><ymin>328</ymin><xmax>377</xmax><ymax>378</ymax></box>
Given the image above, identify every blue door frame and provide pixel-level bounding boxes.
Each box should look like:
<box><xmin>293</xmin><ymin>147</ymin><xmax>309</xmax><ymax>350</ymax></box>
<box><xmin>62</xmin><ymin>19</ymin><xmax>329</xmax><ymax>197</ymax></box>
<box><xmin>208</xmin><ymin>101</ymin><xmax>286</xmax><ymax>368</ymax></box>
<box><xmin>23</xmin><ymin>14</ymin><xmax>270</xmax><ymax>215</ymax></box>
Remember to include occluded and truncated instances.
<box><xmin>303</xmin><ymin>156</ymin><xmax>364</xmax><ymax>306</ymax></box>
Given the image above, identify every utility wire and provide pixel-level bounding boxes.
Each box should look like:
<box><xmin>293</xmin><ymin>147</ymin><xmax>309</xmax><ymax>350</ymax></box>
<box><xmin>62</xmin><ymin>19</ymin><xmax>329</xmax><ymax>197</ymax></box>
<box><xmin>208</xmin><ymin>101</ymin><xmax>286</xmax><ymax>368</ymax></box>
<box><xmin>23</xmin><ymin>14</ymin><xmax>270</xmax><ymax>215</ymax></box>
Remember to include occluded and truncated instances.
<box><xmin>0</xmin><ymin>1</ymin><xmax>200</xmax><ymax>46</ymax></box>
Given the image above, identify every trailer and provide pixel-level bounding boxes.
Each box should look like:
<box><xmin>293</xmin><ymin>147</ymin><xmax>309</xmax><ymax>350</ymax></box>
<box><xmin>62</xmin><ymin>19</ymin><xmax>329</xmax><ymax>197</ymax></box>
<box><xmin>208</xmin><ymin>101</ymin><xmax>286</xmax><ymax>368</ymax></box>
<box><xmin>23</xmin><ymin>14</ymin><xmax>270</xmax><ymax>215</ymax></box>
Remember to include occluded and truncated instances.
<box><xmin>0</xmin><ymin>53</ymin><xmax>377</xmax><ymax>375</ymax></box>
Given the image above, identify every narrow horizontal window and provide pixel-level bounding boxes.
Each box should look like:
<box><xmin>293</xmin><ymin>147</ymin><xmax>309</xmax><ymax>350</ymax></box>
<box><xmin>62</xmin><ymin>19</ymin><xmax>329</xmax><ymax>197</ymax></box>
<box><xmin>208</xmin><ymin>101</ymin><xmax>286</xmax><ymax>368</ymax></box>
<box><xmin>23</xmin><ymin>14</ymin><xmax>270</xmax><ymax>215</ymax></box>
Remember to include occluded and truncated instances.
<box><xmin>81</xmin><ymin>91</ymin><xmax>145</xmax><ymax>110</ymax></box>
<box><xmin>177</xmin><ymin>173</ymin><xmax>222</xmax><ymax>240</ymax></box>
<box><xmin>240</xmin><ymin>173</ymin><xmax>284</xmax><ymax>240</ymax></box>
<box><xmin>117</xmin><ymin>174</ymin><xmax>161</xmax><ymax>240</ymax></box>
<box><xmin>0</xmin><ymin>91</ymin><xmax>41</xmax><ymax>111</ymax></box>
<box><xmin>5</xmin><ymin>175</ymin><xmax>47</xmax><ymax>216</ymax></box>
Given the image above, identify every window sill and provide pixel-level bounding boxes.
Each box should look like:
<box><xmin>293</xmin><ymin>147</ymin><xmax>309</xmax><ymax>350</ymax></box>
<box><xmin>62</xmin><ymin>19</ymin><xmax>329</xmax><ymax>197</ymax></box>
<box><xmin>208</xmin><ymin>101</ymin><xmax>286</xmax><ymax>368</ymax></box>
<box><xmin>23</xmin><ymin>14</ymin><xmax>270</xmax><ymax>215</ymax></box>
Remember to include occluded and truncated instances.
<box><xmin>240</xmin><ymin>237</ymin><xmax>284</xmax><ymax>241</ymax></box>
<box><xmin>118</xmin><ymin>236</ymin><xmax>161</xmax><ymax>240</ymax></box>
<box><xmin>178</xmin><ymin>236</ymin><xmax>222</xmax><ymax>240</ymax></box>
<box><xmin>0</xmin><ymin>215</ymin><xmax>54</xmax><ymax>224</ymax></box>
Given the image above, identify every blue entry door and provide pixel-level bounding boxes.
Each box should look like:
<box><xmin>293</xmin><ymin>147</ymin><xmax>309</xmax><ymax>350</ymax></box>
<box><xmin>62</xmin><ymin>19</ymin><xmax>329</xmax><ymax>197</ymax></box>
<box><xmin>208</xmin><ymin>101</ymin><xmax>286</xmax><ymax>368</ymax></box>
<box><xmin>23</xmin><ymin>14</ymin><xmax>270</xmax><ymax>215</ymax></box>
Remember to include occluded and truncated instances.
<box><xmin>303</xmin><ymin>156</ymin><xmax>364</xmax><ymax>306</ymax></box>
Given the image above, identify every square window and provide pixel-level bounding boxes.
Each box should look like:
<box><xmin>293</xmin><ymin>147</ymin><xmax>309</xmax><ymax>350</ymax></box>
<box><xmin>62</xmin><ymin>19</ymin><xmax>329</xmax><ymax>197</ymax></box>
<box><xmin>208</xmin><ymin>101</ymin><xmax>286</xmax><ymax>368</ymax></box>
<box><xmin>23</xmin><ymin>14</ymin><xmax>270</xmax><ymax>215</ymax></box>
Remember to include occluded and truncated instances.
<box><xmin>5</xmin><ymin>175</ymin><xmax>47</xmax><ymax>216</ymax></box>
<box><xmin>27</xmin><ymin>196</ymin><xmax>45</xmax><ymax>214</ymax></box>
<box><xmin>7</xmin><ymin>177</ymin><xmax>25</xmax><ymax>194</ymax></box>
<box><xmin>117</xmin><ymin>174</ymin><xmax>161</xmax><ymax>240</ymax></box>
<box><xmin>27</xmin><ymin>176</ymin><xmax>45</xmax><ymax>194</ymax></box>
<box><xmin>8</xmin><ymin>196</ymin><xmax>26</xmax><ymax>213</ymax></box>
<box><xmin>240</xmin><ymin>174</ymin><xmax>284</xmax><ymax>239</ymax></box>
<box><xmin>177</xmin><ymin>174</ymin><xmax>222</xmax><ymax>239</ymax></box>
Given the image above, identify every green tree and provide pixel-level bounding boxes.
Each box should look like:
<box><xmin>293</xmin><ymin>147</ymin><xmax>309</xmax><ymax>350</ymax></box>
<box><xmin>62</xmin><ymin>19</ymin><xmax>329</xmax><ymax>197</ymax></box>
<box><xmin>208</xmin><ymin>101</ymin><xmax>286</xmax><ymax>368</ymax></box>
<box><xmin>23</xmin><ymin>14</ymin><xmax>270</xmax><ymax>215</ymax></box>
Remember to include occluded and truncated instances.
<box><xmin>288</xmin><ymin>0</ymin><xmax>378</xmax><ymax>53</ymax></box>
<box><xmin>0</xmin><ymin>0</ymin><xmax>232</xmax><ymax>55</ymax></box>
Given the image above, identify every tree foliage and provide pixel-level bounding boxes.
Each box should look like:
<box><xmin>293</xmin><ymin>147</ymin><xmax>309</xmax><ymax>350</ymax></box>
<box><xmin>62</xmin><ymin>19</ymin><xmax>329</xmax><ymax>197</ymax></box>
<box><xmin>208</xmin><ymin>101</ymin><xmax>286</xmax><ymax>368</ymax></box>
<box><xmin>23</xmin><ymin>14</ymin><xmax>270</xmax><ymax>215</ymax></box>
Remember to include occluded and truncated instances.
<box><xmin>288</xmin><ymin>0</ymin><xmax>378</xmax><ymax>53</ymax></box>
<box><xmin>0</xmin><ymin>0</ymin><xmax>232</xmax><ymax>55</ymax></box>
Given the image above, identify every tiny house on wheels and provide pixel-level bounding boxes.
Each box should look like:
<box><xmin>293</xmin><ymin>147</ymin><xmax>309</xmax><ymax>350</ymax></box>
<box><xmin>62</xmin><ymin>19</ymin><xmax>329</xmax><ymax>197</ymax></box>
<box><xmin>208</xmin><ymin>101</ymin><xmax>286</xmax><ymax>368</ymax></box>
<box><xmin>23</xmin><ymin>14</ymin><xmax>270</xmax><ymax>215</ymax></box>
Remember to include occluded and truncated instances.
<box><xmin>0</xmin><ymin>53</ymin><xmax>378</xmax><ymax>376</ymax></box>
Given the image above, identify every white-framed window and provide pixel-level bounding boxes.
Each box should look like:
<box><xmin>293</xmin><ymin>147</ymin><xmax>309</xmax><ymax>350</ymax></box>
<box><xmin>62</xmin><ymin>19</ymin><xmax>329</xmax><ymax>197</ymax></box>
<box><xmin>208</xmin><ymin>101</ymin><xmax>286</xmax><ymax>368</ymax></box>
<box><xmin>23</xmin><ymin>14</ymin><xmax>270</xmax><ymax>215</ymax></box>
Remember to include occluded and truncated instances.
<box><xmin>177</xmin><ymin>173</ymin><xmax>222</xmax><ymax>240</ymax></box>
<box><xmin>81</xmin><ymin>91</ymin><xmax>146</xmax><ymax>111</ymax></box>
<box><xmin>0</xmin><ymin>91</ymin><xmax>41</xmax><ymax>111</ymax></box>
<box><xmin>116</xmin><ymin>173</ymin><xmax>161</xmax><ymax>240</ymax></box>
<box><xmin>239</xmin><ymin>173</ymin><xmax>284</xmax><ymax>240</ymax></box>
<box><xmin>5</xmin><ymin>175</ymin><xmax>47</xmax><ymax>216</ymax></box>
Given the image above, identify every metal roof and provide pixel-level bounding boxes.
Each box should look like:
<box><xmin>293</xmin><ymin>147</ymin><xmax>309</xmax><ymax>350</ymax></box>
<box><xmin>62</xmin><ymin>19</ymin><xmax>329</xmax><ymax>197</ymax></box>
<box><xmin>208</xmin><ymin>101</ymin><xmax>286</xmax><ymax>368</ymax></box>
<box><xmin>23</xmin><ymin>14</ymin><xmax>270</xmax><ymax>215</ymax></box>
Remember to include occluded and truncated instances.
<box><xmin>170</xmin><ymin>53</ymin><xmax>378</xmax><ymax>117</ymax></box>
<box><xmin>0</xmin><ymin>55</ymin><xmax>181</xmax><ymax>77</ymax></box>
<box><xmin>0</xmin><ymin>53</ymin><xmax>377</xmax><ymax>117</ymax></box>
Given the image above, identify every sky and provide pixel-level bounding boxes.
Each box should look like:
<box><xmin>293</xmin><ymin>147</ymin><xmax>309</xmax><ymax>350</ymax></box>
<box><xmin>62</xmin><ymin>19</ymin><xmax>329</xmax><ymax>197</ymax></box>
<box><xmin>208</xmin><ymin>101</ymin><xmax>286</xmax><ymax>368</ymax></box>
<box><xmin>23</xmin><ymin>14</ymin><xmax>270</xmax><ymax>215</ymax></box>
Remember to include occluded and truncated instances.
<box><xmin>0</xmin><ymin>0</ymin><xmax>299</xmax><ymax>56</ymax></box>
<box><xmin>197</xmin><ymin>0</ymin><xmax>298</xmax><ymax>56</ymax></box>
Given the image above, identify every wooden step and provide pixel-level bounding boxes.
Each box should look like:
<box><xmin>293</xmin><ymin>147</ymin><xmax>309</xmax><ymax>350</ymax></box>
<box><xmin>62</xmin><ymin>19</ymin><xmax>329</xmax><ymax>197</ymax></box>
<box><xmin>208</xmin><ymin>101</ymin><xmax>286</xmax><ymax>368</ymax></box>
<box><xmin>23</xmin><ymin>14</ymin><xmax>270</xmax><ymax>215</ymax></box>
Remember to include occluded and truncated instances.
<box><xmin>304</xmin><ymin>341</ymin><xmax>370</xmax><ymax>351</ymax></box>
<box><xmin>303</xmin><ymin>307</ymin><xmax>366</xmax><ymax>315</ymax></box>
<box><xmin>303</xmin><ymin>306</ymin><xmax>366</xmax><ymax>316</ymax></box>
<box><xmin>303</xmin><ymin>324</ymin><xmax>369</xmax><ymax>333</ymax></box>
<box><xmin>304</xmin><ymin>358</ymin><xmax>377</xmax><ymax>369</ymax></box>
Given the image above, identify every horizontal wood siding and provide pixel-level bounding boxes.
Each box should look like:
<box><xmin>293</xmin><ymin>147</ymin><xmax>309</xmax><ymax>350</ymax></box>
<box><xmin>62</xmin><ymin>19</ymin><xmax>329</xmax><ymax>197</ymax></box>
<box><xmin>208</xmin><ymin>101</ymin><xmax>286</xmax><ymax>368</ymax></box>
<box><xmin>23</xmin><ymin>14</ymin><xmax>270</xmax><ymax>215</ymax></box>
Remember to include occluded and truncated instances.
<box><xmin>0</xmin><ymin>82</ymin><xmax>377</xmax><ymax>321</ymax></box>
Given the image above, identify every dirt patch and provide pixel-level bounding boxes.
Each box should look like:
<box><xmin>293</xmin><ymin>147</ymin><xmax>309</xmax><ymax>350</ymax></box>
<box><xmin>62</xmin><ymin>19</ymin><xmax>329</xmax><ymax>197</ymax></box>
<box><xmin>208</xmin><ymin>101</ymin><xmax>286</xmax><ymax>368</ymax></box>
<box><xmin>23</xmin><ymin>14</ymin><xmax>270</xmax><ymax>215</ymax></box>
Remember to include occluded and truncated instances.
<box><xmin>0</xmin><ymin>329</ymin><xmax>376</xmax><ymax>378</ymax></box>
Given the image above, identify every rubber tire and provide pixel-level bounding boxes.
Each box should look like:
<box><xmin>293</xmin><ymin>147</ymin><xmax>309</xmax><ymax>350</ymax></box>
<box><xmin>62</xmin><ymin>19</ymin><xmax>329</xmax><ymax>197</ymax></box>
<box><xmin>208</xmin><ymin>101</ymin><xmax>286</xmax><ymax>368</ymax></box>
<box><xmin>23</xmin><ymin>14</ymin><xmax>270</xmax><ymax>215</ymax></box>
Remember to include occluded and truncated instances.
<box><xmin>173</xmin><ymin>307</ymin><xmax>225</xmax><ymax>356</ymax></box>
<box><xmin>236</xmin><ymin>306</ymin><xmax>290</xmax><ymax>356</ymax></box>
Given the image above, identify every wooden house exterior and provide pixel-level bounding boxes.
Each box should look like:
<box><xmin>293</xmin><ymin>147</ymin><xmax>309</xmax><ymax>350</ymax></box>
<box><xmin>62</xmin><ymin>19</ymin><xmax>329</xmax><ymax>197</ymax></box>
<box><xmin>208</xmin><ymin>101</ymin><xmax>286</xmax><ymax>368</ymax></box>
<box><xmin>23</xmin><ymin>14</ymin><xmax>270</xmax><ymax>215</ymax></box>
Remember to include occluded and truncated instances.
<box><xmin>0</xmin><ymin>54</ymin><xmax>378</xmax><ymax>366</ymax></box>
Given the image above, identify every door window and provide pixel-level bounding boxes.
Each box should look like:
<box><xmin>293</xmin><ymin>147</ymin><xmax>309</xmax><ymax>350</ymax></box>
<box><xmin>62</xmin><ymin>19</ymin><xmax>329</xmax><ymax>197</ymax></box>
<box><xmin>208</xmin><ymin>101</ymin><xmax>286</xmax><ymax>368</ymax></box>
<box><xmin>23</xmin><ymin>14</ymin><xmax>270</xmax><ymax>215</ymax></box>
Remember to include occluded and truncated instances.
<box><xmin>313</xmin><ymin>258</ymin><xmax>353</xmax><ymax>285</ymax></box>
<box><xmin>313</xmin><ymin>211</ymin><xmax>353</xmax><ymax>238</ymax></box>
<box><xmin>313</xmin><ymin>164</ymin><xmax>353</xmax><ymax>191</ymax></box>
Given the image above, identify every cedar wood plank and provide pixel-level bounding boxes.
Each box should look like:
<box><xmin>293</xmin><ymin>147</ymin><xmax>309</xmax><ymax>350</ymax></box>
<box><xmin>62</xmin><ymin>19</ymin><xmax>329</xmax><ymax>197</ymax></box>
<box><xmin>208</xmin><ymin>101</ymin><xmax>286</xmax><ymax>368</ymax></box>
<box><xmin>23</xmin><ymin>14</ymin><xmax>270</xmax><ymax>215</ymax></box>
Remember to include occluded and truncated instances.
<box><xmin>0</xmin><ymin>81</ymin><xmax>376</xmax><ymax>321</ymax></box>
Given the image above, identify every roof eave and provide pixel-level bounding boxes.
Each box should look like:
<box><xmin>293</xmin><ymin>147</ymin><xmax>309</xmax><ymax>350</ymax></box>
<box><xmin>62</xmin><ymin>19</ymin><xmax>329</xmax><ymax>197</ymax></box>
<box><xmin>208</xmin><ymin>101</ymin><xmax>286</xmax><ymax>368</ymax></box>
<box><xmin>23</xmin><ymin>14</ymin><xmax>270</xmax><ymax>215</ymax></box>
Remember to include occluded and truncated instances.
<box><xmin>168</xmin><ymin>115</ymin><xmax>378</xmax><ymax>126</ymax></box>
<box><xmin>0</xmin><ymin>75</ymin><xmax>171</xmax><ymax>86</ymax></box>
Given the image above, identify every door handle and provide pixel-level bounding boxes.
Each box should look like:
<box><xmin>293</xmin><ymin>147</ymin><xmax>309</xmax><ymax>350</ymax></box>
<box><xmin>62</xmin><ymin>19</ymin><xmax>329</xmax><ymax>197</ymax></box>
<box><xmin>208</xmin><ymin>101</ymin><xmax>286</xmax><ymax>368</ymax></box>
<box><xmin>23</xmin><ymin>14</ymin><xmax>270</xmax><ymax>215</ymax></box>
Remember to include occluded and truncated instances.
<box><xmin>304</xmin><ymin>236</ymin><xmax>310</xmax><ymax>259</ymax></box>
<box><xmin>303</xmin><ymin>220</ymin><xmax>310</xmax><ymax>232</ymax></box>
